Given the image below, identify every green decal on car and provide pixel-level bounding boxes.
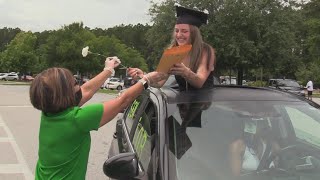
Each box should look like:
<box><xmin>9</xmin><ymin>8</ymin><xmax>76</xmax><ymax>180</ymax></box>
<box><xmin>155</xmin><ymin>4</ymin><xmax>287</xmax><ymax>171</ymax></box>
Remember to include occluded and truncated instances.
<box><xmin>128</xmin><ymin>100</ymin><xmax>140</xmax><ymax>118</ymax></box>
<box><xmin>133</xmin><ymin>122</ymin><xmax>148</xmax><ymax>156</ymax></box>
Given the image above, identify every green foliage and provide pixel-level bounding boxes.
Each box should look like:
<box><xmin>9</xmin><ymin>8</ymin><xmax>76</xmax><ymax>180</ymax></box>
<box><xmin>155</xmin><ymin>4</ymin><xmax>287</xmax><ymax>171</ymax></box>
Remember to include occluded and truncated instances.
<box><xmin>248</xmin><ymin>80</ymin><xmax>267</xmax><ymax>87</ymax></box>
<box><xmin>24</xmin><ymin>22</ymin><xmax>147</xmax><ymax>76</ymax></box>
<box><xmin>0</xmin><ymin>31</ymin><xmax>37</xmax><ymax>73</ymax></box>
<box><xmin>302</xmin><ymin>0</ymin><xmax>320</xmax><ymax>64</ymax></box>
<box><xmin>296</xmin><ymin>62</ymin><xmax>320</xmax><ymax>86</ymax></box>
<box><xmin>0</xmin><ymin>27</ymin><xmax>21</xmax><ymax>52</ymax></box>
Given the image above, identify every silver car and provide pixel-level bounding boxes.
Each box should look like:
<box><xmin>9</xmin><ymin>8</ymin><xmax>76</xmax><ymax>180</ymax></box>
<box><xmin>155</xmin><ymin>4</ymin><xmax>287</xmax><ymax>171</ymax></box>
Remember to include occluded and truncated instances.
<box><xmin>0</xmin><ymin>73</ymin><xmax>19</xmax><ymax>81</ymax></box>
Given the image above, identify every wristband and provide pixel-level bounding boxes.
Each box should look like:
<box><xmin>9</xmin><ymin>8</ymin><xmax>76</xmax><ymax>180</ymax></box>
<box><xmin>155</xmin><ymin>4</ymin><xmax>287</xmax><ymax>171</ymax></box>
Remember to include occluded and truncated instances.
<box><xmin>104</xmin><ymin>67</ymin><xmax>115</xmax><ymax>75</ymax></box>
<box><xmin>138</xmin><ymin>78</ymin><xmax>149</xmax><ymax>90</ymax></box>
<box><xmin>144</xmin><ymin>74</ymin><xmax>151</xmax><ymax>85</ymax></box>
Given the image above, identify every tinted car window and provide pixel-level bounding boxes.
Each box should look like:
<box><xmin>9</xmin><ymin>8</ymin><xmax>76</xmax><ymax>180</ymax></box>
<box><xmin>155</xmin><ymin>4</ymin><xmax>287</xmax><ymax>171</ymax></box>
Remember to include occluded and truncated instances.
<box><xmin>284</xmin><ymin>105</ymin><xmax>320</xmax><ymax>147</ymax></box>
<box><xmin>131</xmin><ymin>102</ymin><xmax>156</xmax><ymax>171</ymax></box>
<box><xmin>132</xmin><ymin>112</ymin><xmax>152</xmax><ymax>170</ymax></box>
<box><xmin>125</xmin><ymin>95</ymin><xmax>146</xmax><ymax>132</ymax></box>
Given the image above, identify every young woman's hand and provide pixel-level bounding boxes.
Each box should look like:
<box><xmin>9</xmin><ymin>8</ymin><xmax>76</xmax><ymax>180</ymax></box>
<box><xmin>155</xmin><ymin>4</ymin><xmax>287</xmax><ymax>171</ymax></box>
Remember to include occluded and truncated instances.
<box><xmin>127</xmin><ymin>68</ymin><xmax>144</xmax><ymax>80</ymax></box>
<box><xmin>169</xmin><ymin>63</ymin><xmax>190</xmax><ymax>77</ymax></box>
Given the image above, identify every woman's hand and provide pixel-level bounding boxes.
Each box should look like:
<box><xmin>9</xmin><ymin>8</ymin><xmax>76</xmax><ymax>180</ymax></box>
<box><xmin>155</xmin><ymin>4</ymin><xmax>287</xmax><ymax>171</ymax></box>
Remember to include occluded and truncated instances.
<box><xmin>104</xmin><ymin>57</ymin><xmax>121</xmax><ymax>76</ymax></box>
<box><xmin>105</xmin><ymin>56</ymin><xmax>121</xmax><ymax>69</ymax></box>
<box><xmin>169</xmin><ymin>63</ymin><xmax>190</xmax><ymax>78</ymax></box>
<box><xmin>127</xmin><ymin>68</ymin><xmax>144</xmax><ymax>80</ymax></box>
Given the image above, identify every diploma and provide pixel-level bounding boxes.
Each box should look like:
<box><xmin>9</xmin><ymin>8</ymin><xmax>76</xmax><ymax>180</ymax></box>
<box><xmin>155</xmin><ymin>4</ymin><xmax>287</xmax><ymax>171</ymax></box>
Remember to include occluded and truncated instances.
<box><xmin>156</xmin><ymin>44</ymin><xmax>192</xmax><ymax>73</ymax></box>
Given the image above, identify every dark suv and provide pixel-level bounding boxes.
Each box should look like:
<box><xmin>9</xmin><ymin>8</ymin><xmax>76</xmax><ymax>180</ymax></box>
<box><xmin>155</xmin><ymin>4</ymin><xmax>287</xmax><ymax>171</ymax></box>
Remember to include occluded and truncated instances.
<box><xmin>268</xmin><ymin>79</ymin><xmax>305</xmax><ymax>96</ymax></box>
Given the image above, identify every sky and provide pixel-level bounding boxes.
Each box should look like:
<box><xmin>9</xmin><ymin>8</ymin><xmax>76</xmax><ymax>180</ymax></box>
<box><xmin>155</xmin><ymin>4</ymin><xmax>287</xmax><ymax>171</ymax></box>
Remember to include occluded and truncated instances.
<box><xmin>0</xmin><ymin>0</ymin><xmax>160</xmax><ymax>32</ymax></box>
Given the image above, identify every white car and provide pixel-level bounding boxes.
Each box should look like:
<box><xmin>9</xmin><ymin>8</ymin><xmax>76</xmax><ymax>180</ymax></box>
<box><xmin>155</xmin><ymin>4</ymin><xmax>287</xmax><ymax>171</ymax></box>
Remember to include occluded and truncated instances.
<box><xmin>0</xmin><ymin>73</ymin><xmax>8</xmax><ymax>80</ymax></box>
<box><xmin>0</xmin><ymin>73</ymin><xmax>19</xmax><ymax>81</ymax></box>
<box><xmin>104</xmin><ymin>78</ymin><xmax>124</xmax><ymax>90</ymax></box>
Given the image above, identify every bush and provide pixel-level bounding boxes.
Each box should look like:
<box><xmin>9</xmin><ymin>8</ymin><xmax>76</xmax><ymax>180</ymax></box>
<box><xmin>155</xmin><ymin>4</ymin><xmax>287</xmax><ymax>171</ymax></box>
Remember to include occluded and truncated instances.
<box><xmin>248</xmin><ymin>81</ymin><xmax>267</xmax><ymax>87</ymax></box>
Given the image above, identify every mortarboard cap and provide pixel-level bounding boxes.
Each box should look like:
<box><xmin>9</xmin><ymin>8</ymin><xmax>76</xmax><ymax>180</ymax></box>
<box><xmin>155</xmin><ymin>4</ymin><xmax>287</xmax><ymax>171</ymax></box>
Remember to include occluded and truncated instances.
<box><xmin>175</xmin><ymin>5</ymin><xmax>209</xmax><ymax>27</ymax></box>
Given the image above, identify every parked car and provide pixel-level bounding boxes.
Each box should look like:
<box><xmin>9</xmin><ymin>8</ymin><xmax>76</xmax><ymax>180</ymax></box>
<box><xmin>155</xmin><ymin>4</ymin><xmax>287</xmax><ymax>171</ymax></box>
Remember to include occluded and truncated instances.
<box><xmin>103</xmin><ymin>85</ymin><xmax>320</xmax><ymax>180</ymax></box>
<box><xmin>220</xmin><ymin>76</ymin><xmax>237</xmax><ymax>85</ymax></box>
<box><xmin>0</xmin><ymin>73</ymin><xmax>8</xmax><ymax>80</ymax></box>
<box><xmin>1</xmin><ymin>73</ymin><xmax>19</xmax><ymax>81</ymax></box>
<box><xmin>268</xmin><ymin>78</ymin><xmax>305</xmax><ymax>96</ymax></box>
<box><xmin>123</xmin><ymin>76</ymin><xmax>138</xmax><ymax>88</ymax></box>
<box><xmin>21</xmin><ymin>75</ymin><xmax>34</xmax><ymax>81</ymax></box>
<box><xmin>102</xmin><ymin>77</ymin><xmax>124</xmax><ymax>90</ymax></box>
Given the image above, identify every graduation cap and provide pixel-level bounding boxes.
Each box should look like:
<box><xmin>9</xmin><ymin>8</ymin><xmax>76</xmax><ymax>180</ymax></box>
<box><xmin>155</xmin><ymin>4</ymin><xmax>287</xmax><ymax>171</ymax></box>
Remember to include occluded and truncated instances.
<box><xmin>175</xmin><ymin>5</ymin><xmax>209</xmax><ymax>27</ymax></box>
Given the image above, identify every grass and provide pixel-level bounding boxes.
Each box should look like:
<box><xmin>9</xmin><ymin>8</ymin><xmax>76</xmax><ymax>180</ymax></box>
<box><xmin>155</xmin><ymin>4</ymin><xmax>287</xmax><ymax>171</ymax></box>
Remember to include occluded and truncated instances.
<box><xmin>312</xmin><ymin>93</ymin><xmax>320</xmax><ymax>98</ymax></box>
<box><xmin>98</xmin><ymin>88</ymin><xmax>119</xmax><ymax>94</ymax></box>
<box><xmin>0</xmin><ymin>81</ymin><xmax>31</xmax><ymax>85</ymax></box>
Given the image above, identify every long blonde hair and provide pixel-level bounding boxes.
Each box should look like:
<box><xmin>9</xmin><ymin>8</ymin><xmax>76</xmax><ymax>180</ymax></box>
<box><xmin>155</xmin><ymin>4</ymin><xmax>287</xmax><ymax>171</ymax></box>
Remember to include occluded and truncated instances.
<box><xmin>169</xmin><ymin>25</ymin><xmax>214</xmax><ymax>72</ymax></box>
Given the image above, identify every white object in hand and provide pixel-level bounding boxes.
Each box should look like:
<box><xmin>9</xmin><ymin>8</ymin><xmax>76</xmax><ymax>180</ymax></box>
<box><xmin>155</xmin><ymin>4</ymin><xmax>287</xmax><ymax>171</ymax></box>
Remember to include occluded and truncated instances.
<box><xmin>110</xmin><ymin>56</ymin><xmax>121</xmax><ymax>64</ymax></box>
<box><xmin>82</xmin><ymin>46</ymin><xmax>89</xmax><ymax>57</ymax></box>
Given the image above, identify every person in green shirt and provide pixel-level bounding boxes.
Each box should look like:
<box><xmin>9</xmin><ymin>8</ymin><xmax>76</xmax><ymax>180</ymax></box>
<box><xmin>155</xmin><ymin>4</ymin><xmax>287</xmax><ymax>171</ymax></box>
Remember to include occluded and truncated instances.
<box><xmin>29</xmin><ymin>57</ymin><xmax>161</xmax><ymax>180</ymax></box>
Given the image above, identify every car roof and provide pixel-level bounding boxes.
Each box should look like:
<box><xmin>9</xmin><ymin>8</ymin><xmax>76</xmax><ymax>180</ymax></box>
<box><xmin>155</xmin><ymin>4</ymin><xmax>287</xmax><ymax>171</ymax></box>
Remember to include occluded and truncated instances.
<box><xmin>158</xmin><ymin>85</ymin><xmax>307</xmax><ymax>104</ymax></box>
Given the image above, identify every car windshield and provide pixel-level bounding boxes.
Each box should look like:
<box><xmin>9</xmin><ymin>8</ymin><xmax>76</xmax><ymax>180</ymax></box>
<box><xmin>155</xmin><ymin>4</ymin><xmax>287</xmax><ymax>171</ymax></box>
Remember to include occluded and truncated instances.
<box><xmin>167</xmin><ymin>100</ymin><xmax>320</xmax><ymax>180</ymax></box>
<box><xmin>277</xmin><ymin>80</ymin><xmax>300</xmax><ymax>87</ymax></box>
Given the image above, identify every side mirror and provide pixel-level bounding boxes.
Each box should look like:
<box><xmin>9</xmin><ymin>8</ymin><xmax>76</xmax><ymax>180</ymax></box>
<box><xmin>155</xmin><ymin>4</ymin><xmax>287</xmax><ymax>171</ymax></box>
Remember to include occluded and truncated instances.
<box><xmin>103</xmin><ymin>152</ymin><xmax>139</xmax><ymax>179</ymax></box>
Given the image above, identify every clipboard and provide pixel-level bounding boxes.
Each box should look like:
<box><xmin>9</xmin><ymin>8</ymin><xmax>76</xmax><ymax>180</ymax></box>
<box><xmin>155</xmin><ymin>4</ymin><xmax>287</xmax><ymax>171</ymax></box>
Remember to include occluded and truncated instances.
<box><xmin>156</xmin><ymin>44</ymin><xmax>192</xmax><ymax>73</ymax></box>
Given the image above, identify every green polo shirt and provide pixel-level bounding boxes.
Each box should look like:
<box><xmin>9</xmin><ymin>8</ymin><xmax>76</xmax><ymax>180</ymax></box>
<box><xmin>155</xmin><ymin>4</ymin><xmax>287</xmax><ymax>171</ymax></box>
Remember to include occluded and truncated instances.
<box><xmin>35</xmin><ymin>104</ymin><xmax>103</xmax><ymax>180</ymax></box>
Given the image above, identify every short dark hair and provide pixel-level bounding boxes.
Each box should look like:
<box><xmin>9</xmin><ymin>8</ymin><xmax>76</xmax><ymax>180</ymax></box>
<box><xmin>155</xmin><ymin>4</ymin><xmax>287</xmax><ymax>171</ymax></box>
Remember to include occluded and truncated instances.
<box><xmin>29</xmin><ymin>67</ymin><xmax>77</xmax><ymax>113</ymax></box>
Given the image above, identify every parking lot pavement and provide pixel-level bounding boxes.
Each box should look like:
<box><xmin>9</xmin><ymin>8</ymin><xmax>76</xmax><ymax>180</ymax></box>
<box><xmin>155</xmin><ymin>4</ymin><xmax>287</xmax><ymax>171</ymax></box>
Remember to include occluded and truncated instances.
<box><xmin>0</xmin><ymin>115</ymin><xmax>34</xmax><ymax>180</ymax></box>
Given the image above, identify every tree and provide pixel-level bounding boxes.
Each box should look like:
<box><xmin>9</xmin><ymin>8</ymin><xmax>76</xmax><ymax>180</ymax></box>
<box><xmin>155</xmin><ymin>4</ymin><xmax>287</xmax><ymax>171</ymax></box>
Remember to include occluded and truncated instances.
<box><xmin>295</xmin><ymin>0</ymin><xmax>320</xmax><ymax>86</ymax></box>
<box><xmin>0</xmin><ymin>27</ymin><xmax>21</xmax><ymax>52</ymax></box>
<box><xmin>0</xmin><ymin>31</ymin><xmax>37</xmax><ymax>74</ymax></box>
<box><xmin>40</xmin><ymin>22</ymin><xmax>148</xmax><ymax>76</ymax></box>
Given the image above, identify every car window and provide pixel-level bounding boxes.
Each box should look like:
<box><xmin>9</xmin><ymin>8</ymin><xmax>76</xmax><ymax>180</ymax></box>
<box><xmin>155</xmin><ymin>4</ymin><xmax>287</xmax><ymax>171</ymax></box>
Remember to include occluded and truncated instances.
<box><xmin>131</xmin><ymin>101</ymin><xmax>156</xmax><ymax>171</ymax></box>
<box><xmin>285</xmin><ymin>106</ymin><xmax>320</xmax><ymax>148</ymax></box>
<box><xmin>166</xmin><ymin>100</ymin><xmax>320</xmax><ymax>179</ymax></box>
<box><xmin>124</xmin><ymin>95</ymin><xmax>147</xmax><ymax>132</ymax></box>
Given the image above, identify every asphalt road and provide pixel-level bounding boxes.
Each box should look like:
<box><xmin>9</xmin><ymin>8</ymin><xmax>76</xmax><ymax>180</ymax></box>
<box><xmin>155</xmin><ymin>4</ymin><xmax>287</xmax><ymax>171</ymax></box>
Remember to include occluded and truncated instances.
<box><xmin>0</xmin><ymin>85</ymin><xmax>118</xmax><ymax>180</ymax></box>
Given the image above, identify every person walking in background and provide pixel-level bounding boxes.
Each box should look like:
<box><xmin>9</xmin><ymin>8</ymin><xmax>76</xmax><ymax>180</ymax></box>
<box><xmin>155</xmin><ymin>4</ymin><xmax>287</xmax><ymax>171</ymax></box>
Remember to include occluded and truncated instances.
<box><xmin>306</xmin><ymin>79</ymin><xmax>313</xmax><ymax>100</ymax></box>
<box><xmin>128</xmin><ymin>4</ymin><xmax>216</xmax><ymax>91</ymax></box>
<box><xmin>29</xmin><ymin>57</ymin><xmax>160</xmax><ymax>180</ymax></box>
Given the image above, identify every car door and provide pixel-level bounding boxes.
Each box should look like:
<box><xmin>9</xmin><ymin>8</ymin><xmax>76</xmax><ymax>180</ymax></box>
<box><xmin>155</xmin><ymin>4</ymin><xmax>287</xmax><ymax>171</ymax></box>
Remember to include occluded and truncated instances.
<box><xmin>108</xmin><ymin>94</ymin><xmax>148</xmax><ymax>156</ymax></box>
<box><xmin>108</xmin><ymin>93</ymin><xmax>159</xmax><ymax>179</ymax></box>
